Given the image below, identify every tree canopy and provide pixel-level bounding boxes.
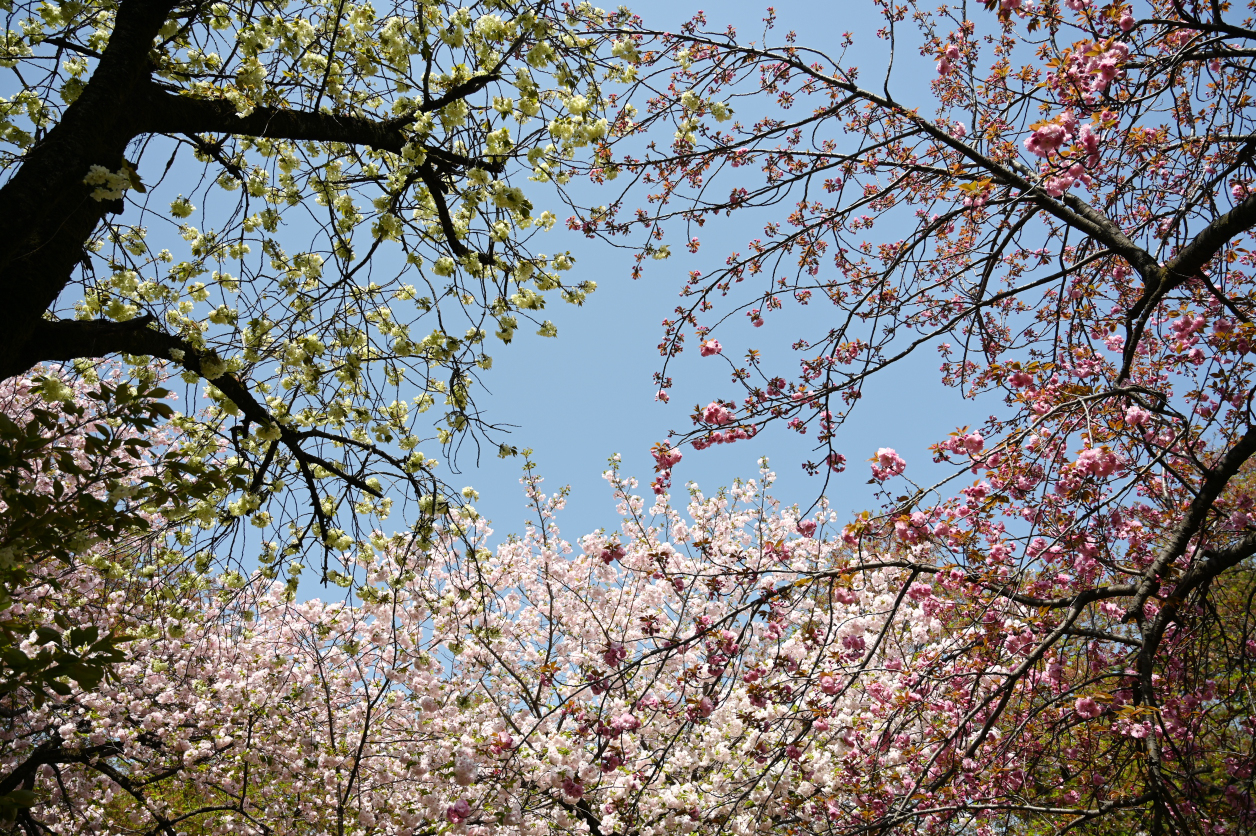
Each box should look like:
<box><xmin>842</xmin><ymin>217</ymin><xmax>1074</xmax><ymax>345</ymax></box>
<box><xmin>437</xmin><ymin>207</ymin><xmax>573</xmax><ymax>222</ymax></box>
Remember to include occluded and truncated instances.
<box><xmin>0</xmin><ymin>0</ymin><xmax>631</xmax><ymax>580</ymax></box>
<box><xmin>573</xmin><ymin>0</ymin><xmax>1256</xmax><ymax>830</ymax></box>
<box><xmin>3</xmin><ymin>0</ymin><xmax>1256</xmax><ymax>835</ymax></box>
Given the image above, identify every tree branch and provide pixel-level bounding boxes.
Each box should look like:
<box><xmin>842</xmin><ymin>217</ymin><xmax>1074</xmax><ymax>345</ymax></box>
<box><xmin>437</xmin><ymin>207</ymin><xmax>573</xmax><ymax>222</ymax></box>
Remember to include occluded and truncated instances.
<box><xmin>0</xmin><ymin>0</ymin><xmax>179</xmax><ymax>272</ymax></box>
<box><xmin>0</xmin><ymin>0</ymin><xmax>183</xmax><ymax>380</ymax></box>
<box><xmin>1126</xmin><ymin>424</ymin><xmax>1256</xmax><ymax>622</ymax></box>
<box><xmin>419</xmin><ymin>71</ymin><xmax>501</xmax><ymax>113</ymax></box>
<box><xmin>6</xmin><ymin>315</ymin><xmax>386</xmax><ymax>542</ymax></box>
<box><xmin>139</xmin><ymin>86</ymin><xmax>411</xmax><ymax>153</ymax></box>
<box><xmin>1166</xmin><ymin>185</ymin><xmax>1256</xmax><ymax>281</ymax></box>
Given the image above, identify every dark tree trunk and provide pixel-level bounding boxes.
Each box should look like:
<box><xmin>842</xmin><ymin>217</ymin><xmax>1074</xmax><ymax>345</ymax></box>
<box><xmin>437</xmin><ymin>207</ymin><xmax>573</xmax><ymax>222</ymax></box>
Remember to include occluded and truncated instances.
<box><xmin>0</xmin><ymin>0</ymin><xmax>179</xmax><ymax>380</ymax></box>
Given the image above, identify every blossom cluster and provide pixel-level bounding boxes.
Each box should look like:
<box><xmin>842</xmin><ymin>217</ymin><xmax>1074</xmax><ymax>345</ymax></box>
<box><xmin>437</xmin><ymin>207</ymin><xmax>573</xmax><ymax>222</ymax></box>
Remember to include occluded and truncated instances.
<box><xmin>13</xmin><ymin>452</ymin><xmax>1252</xmax><ymax>835</ymax></box>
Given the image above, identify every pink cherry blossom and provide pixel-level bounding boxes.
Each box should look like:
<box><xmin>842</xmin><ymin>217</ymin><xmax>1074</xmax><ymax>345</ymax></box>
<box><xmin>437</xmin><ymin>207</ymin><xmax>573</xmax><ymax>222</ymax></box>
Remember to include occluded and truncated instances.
<box><xmin>1124</xmin><ymin>405</ymin><xmax>1151</xmax><ymax>427</ymax></box>
<box><xmin>446</xmin><ymin>799</ymin><xmax>473</xmax><ymax>824</ymax></box>
<box><xmin>1008</xmin><ymin>370</ymin><xmax>1033</xmax><ymax>388</ymax></box>
<box><xmin>702</xmin><ymin>401</ymin><xmax>733</xmax><ymax>425</ymax></box>
<box><xmin>652</xmin><ymin>445</ymin><xmax>683</xmax><ymax>468</ymax></box>
<box><xmin>1075</xmin><ymin>446</ymin><xmax>1120</xmax><ymax>478</ymax></box>
<box><xmin>1025</xmin><ymin>121</ymin><xmax>1069</xmax><ymax>157</ymax></box>
<box><xmin>871</xmin><ymin>447</ymin><xmax>906</xmax><ymax>481</ymax></box>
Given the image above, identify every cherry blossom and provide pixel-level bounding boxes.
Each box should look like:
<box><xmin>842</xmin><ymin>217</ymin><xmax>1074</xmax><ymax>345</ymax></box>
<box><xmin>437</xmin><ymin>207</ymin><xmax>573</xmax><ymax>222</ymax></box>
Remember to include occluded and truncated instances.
<box><xmin>567</xmin><ymin>2</ymin><xmax>1256</xmax><ymax>830</ymax></box>
<box><xmin>870</xmin><ymin>447</ymin><xmax>906</xmax><ymax>481</ymax></box>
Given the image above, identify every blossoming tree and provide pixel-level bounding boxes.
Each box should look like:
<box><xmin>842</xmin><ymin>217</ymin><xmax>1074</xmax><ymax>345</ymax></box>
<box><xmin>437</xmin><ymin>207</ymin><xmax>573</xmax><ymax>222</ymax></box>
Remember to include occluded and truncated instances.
<box><xmin>0</xmin><ymin>366</ymin><xmax>235</xmax><ymax>818</ymax></box>
<box><xmin>0</xmin><ymin>0</ymin><xmax>636</xmax><ymax>579</ymax></box>
<box><xmin>8</xmin><ymin>0</ymin><xmax>1256</xmax><ymax>832</ymax></box>
<box><xmin>561</xmin><ymin>0</ymin><xmax>1256</xmax><ymax>831</ymax></box>
<box><xmin>13</xmin><ymin>444</ymin><xmax>1251</xmax><ymax>835</ymax></box>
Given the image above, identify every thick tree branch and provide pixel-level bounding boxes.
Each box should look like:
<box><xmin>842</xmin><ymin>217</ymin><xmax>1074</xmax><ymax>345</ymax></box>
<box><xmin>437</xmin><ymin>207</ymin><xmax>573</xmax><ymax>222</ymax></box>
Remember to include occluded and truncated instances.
<box><xmin>0</xmin><ymin>0</ymin><xmax>179</xmax><ymax>269</ymax></box>
<box><xmin>6</xmin><ymin>316</ymin><xmax>390</xmax><ymax>550</ymax></box>
<box><xmin>140</xmin><ymin>86</ymin><xmax>507</xmax><ymax>177</ymax></box>
<box><xmin>0</xmin><ymin>17</ymin><xmax>518</xmax><ymax>386</ymax></box>
<box><xmin>1117</xmin><ymin>148</ymin><xmax>1256</xmax><ymax>378</ymax></box>
<box><xmin>1138</xmin><ymin>524</ymin><xmax>1256</xmax><ymax>686</ymax></box>
<box><xmin>415</xmin><ymin>161</ymin><xmax>472</xmax><ymax>257</ymax></box>
<box><xmin>1</xmin><ymin>316</ymin><xmax>168</xmax><ymax>380</ymax></box>
<box><xmin>1165</xmin><ymin>187</ymin><xmax>1256</xmax><ymax>281</ymax></box>
<box><xmin>1126</xmin><ymin>423</ymin><xmax>1256</xmax><ymax>622</ymax></box>
<box><xmin>419</xmin><ymin>71</ymin><xmax>501</xmax><ymax>113</ymax></box>
<box><xmin>139</xmin><ymin>86</ymin><xmax>411</xmax><ymax>153</ymax></box>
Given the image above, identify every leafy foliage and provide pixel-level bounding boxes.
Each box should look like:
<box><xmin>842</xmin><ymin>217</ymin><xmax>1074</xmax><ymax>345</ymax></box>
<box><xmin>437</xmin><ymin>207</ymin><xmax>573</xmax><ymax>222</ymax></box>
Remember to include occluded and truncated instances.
<box><xmin>0</xmin><ymin>0</ymin><xmax>635</xmax><ymax>581</ymax></box>
<box><xmin>0</xmin><ymin>370</ymin><xmax>237</xmax><ymax>815</ymax></box>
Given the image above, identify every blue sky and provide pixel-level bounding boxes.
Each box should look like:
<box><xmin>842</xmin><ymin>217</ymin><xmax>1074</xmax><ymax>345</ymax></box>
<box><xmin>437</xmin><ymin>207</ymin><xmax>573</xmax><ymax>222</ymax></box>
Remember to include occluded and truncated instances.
<box><xmin>462</xmin><ymin>0</ymin><xmax>975</xmax><ymax>542</ymax></box>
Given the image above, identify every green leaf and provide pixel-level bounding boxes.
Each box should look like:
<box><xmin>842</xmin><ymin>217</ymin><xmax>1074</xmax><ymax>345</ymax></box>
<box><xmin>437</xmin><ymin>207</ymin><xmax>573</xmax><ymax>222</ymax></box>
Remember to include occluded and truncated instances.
<box><xmin>0</xmin><ymin>790</ymin><xmax>39</xmax><ymax>809</ymax></box>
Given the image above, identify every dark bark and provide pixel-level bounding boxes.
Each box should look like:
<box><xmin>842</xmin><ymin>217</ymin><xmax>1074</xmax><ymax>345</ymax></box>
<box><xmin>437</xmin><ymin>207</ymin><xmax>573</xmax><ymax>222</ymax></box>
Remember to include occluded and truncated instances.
<box><xmin>0</xmin><ymin>0</ymin><xmax>484</xmax><ymax>589</ymax></box>
<box><xmin>135</xmin><ymin>83</ymin><xmax>414</xmax><ymax>153</ymax></box>
<box><xmin>0</xmin><ymin>317</ymin><xmax>171</xmax><ymax>381</ymax></box>
<box><xmin>0</xmin><ymin>0</ymin><xmax>181</xmax><ymax>380</ymax></box>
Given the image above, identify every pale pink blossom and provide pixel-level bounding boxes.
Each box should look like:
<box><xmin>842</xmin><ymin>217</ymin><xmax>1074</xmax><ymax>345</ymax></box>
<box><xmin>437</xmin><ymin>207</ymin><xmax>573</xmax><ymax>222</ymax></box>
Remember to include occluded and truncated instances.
<box><xmin>613</xmin><ymin>712</ymin><xmax>641</xmax><ymax>732</ymax></box>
